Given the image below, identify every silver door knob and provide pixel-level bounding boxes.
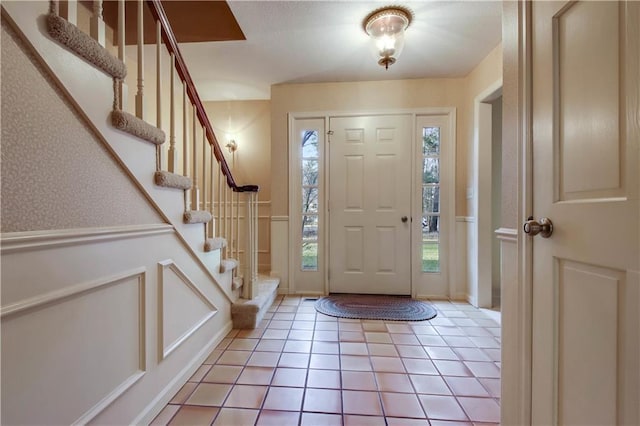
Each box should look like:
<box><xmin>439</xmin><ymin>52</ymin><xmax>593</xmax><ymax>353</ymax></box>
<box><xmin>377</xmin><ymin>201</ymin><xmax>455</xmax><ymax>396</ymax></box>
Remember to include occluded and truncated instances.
<box><xmin>401</xmin><ymin>216</ymin><xmax>408</xmax><ymax>223</ymax></box>
<box><xmin>523</xmin><ymin>216</ymin><xmax>553</xmax><ymax>238</ymax></box>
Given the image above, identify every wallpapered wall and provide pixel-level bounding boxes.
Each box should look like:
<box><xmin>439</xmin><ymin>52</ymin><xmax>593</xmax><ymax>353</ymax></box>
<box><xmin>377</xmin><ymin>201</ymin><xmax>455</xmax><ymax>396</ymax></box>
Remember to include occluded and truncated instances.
<box><xmin>1</xmin><ymin>21</ymin><xmax>164</xmax><ymax>232</ymax></box>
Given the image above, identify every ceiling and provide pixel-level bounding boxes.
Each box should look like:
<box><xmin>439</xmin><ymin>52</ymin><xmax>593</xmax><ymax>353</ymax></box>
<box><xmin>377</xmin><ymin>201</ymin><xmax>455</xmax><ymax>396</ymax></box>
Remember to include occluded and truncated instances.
<box><xmin>175</xmin><ymin>1</ymin><xmax>502</xmax><ymax>101</ymax></box>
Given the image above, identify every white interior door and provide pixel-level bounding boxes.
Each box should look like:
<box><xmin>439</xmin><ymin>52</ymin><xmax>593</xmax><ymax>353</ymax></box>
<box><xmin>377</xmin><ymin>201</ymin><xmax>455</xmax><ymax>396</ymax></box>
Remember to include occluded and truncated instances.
<box><xmin>530</xmin><ymin>2</ymin><xmax>639</xmax><ymax>424</ymax></box>
<box><xmin>329</xmin><ymin>115</ymin><xmax>412</xmax><ymax>295</ymax></box>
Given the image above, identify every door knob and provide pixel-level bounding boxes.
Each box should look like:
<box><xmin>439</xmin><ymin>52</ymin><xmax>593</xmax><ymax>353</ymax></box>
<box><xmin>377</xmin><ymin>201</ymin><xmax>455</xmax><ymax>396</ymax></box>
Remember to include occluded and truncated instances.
<box><xmin>523</xmin><ymin>216</ymin><xmax>553</xmax><ymax>238</ymax></box>
<box><xmin>401</xmin><ymin>216</ymin><xmax>408</xmax><ymax>223</ymax></box>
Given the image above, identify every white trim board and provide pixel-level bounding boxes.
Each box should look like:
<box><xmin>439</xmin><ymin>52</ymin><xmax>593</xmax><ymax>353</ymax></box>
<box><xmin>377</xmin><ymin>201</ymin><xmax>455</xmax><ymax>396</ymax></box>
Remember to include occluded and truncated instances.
<box><xmin>472</xmin><ymin>79</ymin><xmax>503</xmax><ymax>309</ymax></box>
<box><xmin>0</xmin><ymin>224</ymin><xmax>174</xmax><ymax>253</ymax></box>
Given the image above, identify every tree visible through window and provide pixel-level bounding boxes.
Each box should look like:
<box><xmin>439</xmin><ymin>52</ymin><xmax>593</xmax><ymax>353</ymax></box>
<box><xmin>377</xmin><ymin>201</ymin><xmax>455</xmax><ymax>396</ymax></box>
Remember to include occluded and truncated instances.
<box><xmin>422</xmin><ymin>127</ymin><xmax>441</xmax><ymax>272</ymax></box>
<box><xmin>301</xmin><ymin>130</ymin><xmax>319</xmax><ymax>270</ymax></box>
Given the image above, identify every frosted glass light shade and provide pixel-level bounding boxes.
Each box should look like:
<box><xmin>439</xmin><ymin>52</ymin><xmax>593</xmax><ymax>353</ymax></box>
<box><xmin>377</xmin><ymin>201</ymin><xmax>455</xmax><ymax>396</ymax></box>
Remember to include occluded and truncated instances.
<box><xmin>363</xmin><ymin>6</ymin><xmax>412</xmax><ymax>69</ymax></box>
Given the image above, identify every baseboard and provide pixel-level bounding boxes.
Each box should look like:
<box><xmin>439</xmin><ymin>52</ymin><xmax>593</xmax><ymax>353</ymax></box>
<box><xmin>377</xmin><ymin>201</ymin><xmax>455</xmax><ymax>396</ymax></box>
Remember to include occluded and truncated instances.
<box><xmin>132</xmin><ymin>320</ymin><xmax>233</xmax><ymax>425</ymax></box>
<box><xmin>292</xmin><ymin>291</ymin><xmax>325</xmax><ymax>297</ymax></box>
<box><xmin>467</xmin><ymin>294</ymin><xmax>478</xmax><ymax>307</ymax></box>
<box><xmin>415</xmin><ymin>294</ymin><xmax>450</xmax><ymax>301</ymax></box>
<box><xmin>450</xmin><ymin>292</ymin><xmax>468</xmax><ymax>301</ymax></box>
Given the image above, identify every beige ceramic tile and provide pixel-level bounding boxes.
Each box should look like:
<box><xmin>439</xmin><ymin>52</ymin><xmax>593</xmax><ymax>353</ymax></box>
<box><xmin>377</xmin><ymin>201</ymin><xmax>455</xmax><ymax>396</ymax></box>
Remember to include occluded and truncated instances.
<box><xmin>342</xmin><ymin>390</ymin><xmax>383</xmax><ymax>416</ymax></box>
<box><xmin>380</xmin><ymin>392</ymin><xmax>425</xmax><ymax>418</ymax></box>
<box><xmin>223</xmin><ymin>385</ymin><xmax>268</xmax><ymax>409</ymax></box>
<box><xmin>202</xmin><ymin>365</ymin><xmax>243</xmax><ymax>384</ymax></box>
<box><xmin>184</xmin><ymin>383</ymin><xmax>231</xmax><ymax>407</ymax></box>
<box><xmin>168</xmin><ymin>406</ymin><xmax>219</xmax><ymax>425</ymax></box>
<box><xmin>303</xmin><ymin>388</ymin><xmax>342</xmax><ymax>413</ymax></box>
<box><xmin>262</xmin><ymin>386</ymin><xmax>304</xmax><ymax>411</ymax></box>
<box><xmin>212</xmin><ymin>408</ymin><xmax>259</xmax><ymax>426</ymax></box>
<box><xmin>256</xmin><ymin>410</ymin><xmax>300</xmax><ymax>426</ymax></box>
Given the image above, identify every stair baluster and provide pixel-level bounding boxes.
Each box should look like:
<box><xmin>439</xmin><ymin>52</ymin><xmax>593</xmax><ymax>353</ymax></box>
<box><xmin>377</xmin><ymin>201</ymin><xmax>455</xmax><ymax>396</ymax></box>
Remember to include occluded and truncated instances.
<box><xmin>209</xmin><ymin>149</ymin><xmax>218</xmax><ymax>238</ymax></box>
<box><xmin>168</xmin><ymin>53</ymin><xmax>177</xmax><ymax>172</ymax></box>
<box><xmin>60</xmin><ymin>0</ymin><xmax>77</xmax><ymax>25</ymax></box>
<box><xmin>135</xmin><ymin>0</ymin><xmax>144</xmax><ymax>119</ymax></box>
<box><xmin>191</xmin><ymin>107</ymin><xmax>199</xmax><ymax>209</ymax></box>
<box><xmin>217</xmin><ymin>168</ymin><xmax>222</xmax><ymax>238</ymax></box>
<box><xmin>155</xmin><ymin>20</ymin><xmax>162</xmax><ymax>171</ymax></box>
<box><xmin>235</xmin><ymin>191</ymin><xmax>240</xmax><ymax>262</ymax></box>
<box><xmin>117</xmin><ymin>0</ymin><xmax>126</xmax><ymax>110</ymax></box>
<box><xmin>201</xmin><ymin>125</ymin><xmax>207</xmax><ymax>238</ymax></box>
<box><xmin>90</xmin><ymin>0</ymin><xmax>105</xmax><ymax>47</ymax></box>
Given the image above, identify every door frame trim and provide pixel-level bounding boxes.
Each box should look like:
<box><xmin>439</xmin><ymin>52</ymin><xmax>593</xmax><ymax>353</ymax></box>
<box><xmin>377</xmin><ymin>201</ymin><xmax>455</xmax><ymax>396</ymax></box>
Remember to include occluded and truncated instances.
<box><xmin>508</xmin><ymin>0</ymin><xmax>534</xmax><ymax>424</ymax></box>
<box><xmin>288</xmin><ymin>108</ymin><xmax>456</xmax><ymax>298</ymax></box>
<box><xmin>471</xmin><ymin>79</ymin><xmax>503</xmax><ymax>309</ymax></box>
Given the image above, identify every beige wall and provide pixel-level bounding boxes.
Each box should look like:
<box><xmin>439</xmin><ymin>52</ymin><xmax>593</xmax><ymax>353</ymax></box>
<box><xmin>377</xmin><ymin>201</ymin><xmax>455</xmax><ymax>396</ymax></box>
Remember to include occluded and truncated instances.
<box><xmin>271</xmin><ymin>78</ymin><xmax>467</xmax><ymax>216</ymax></box>
<box><xmin>501</xmin><ymin>3</ymin><xmax>520</xmax><ymax>229</ymax></box>
<box><xmin>0</xmin><ymin>21</ymin><xmax>163</xmax><ymax>232</ymax></box>
<box><xmin>270</xmin><ymin>43</ymin><xmax>502</xmax><ymax>219</ymax></box>
<box><xmin>203</xmin><ymin>100</ymin><xmax>272</xmax><ymax>200</ymax></box>
<box><xmin>462</xmin><ymin>43</ymin><xmax>504</xmax><ymax>217</ymax></box>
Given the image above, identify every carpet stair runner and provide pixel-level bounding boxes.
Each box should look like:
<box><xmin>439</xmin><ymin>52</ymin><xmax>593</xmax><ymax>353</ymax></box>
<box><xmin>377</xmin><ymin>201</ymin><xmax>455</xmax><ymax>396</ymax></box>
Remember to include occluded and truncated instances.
<box><xmin>45</xmin><ymin>6</ymin><xmax>278</xmax><ymax>329</ymax></box>
<box><xmin>204</xmin><ymin>237</ymin><xmax>227</xmax><ymax>252</ymax></box>
<box><xmin>154</xmin><ymin>171</ymin><xmax>192</xmax><ymax>190</ymax></box>
<box><xmin>219</xmin><ymin>258</ymin><xmax>238</xmax><ymax>274</ymax></box>
<box><xmin>183</xmin><ymin>210</ymin><xmax>212</xmax><ymax>224</ymax></box>
<box><xmin>231</xmin><ymin>277</ymin><xmax>280</xmax><ymax>329</ymax></box>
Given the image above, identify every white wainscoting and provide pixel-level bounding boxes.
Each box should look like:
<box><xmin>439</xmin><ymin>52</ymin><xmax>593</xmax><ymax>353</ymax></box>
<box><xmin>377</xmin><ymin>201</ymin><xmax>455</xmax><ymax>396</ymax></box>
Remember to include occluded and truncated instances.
<box><xmin>270</xmin><ymin>216</ymin><xmax>289</xmax><ymax>294</ymax></box>
<box><xmin>495</xmin><ymin>227</ymin><xmax>519</xmax><ymax>424</ymax></box>
<box><xmin>1</xmin><ymin>268</ymin><xmax>146</xmax><ymax>425</ymax></box>
<box><xmin>158</xmin><ymin>260</ymin><xmax>218</xmax><ymax>361</ymax></box>
<box><xmin>451</xmin><ymin>217</ymin><xmax>471</xmax><ymax>300</ymax></box>
<box><xmin>0</xmin><ymin>225</ymin><xmax>232</xmax><ymax>425</ymax></box>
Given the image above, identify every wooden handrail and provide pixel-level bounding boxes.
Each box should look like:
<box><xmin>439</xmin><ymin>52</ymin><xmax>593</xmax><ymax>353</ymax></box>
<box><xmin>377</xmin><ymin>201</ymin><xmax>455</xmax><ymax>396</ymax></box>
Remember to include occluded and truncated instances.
<box><xmin>145</xmin><ymin>0</ymin><xmax>258</xmax><ymax>193</ymax></box>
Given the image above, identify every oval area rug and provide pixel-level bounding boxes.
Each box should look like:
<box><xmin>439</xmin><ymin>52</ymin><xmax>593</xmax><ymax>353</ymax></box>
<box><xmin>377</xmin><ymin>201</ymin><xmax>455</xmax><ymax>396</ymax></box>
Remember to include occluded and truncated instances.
<box><xmin>315</xmin><ymin>294</ymin><xmax>437</xmax><ymax>321</ymax></box>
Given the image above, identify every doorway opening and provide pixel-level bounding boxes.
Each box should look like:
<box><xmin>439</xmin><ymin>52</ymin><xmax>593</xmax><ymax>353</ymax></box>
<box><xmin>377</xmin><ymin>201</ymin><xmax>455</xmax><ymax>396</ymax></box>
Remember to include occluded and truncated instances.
<box><xmin>472</xmin><ymin>81</ymin><xmax>503</xmax><ymax>310</ymax></box>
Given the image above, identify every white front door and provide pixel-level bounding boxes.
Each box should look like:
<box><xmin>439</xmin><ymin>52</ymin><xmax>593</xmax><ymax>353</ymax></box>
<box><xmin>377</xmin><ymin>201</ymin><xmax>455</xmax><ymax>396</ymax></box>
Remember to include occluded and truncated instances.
<box><xmin>329</xmin><ymin>115</ymin><xmax>412</xmax><ymax>295</ymax></box>
<box><xmin>530</xmin><ymin>1</ymin><xmax>639</xmax><ymax>424</ymax></box>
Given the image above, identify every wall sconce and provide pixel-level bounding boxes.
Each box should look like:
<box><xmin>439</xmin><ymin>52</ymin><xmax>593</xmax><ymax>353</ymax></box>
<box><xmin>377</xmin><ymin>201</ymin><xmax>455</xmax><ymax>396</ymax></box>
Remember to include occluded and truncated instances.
<box><xmin>363</xmin><ymin>6</ymin><xmax>413</xmax><ymax>70</ymax></box>
<box><xmin>225</xmin><ymin>139</ymin><xmax>237</xmax><ymax>153</ymax></box>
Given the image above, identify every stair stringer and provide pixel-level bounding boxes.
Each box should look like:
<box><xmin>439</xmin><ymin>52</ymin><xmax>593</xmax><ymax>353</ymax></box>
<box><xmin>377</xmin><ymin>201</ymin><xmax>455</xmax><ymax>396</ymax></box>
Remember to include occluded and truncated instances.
<box><xmin>1</xmin><ymin>2</ymin><xmax>238</xmax><ymax>301</ymax></box>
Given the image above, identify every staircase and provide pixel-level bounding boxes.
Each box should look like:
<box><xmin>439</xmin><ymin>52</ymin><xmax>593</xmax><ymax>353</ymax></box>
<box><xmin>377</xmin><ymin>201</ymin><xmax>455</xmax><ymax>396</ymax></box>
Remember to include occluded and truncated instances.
<box><xmin>2</xmin><ymin>0</ymin><xmax>277</xmax><ymax>323</ymax></box>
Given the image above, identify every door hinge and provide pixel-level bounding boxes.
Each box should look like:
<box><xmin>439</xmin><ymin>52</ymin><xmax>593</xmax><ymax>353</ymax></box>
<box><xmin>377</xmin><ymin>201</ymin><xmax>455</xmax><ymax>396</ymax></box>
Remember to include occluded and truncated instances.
<box><xmin>328</xmin><ymin>268</ymin><xmax>330</xmax><ymax>281</ymax></box>
<box><xmin>327</xmin><ymin>199</ymin><xmax>330</xmax><ymax>212</ymax></box>
<box><xmin>327</xmin><ymin>130</ymin><xmax>334</xmax><ymax>135</ymax></box>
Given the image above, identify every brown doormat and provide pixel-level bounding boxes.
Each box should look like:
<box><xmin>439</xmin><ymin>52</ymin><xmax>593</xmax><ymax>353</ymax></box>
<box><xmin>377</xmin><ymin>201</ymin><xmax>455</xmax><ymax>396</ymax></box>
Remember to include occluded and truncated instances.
<box><xmin>315</xmin><ymin>294</ymin><xmax>437</xmax><ymax>321</ymax></box>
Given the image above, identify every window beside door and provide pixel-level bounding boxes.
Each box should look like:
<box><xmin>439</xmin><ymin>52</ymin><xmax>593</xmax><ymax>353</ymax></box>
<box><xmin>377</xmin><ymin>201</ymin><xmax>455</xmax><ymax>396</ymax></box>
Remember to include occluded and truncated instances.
<box><xmin>422</xmin><ymin>127</ymin><xmax>441</xmax><ymax>273</ymax></box>
<box><xmin>301</xmin><ymin>130</ymin><xmax>319</xmax><ymax>271</ymax></box>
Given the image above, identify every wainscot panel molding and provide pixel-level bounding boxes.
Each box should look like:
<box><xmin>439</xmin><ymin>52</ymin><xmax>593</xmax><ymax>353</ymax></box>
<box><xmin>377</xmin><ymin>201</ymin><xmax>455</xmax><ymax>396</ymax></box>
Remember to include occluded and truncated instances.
<box><xmin>1</xmin><ymin>228</ymin><xmax>232</xmax><ymax>424</ymax></box>
<box><xmin>0</xmin><ymin>224</ymin><xmax>174</xmax><ymax>254</ymax></box>
<box><xmin>132</xmin><ymin>320</ymin><xmax>233</xmax><ymax>425</ymax></box>
<box><xmin>455</xmin><ymin>216</ymin><xmax>476</xmax><ymax>223</ymax></box>
<box><xmin>270</xmin><ymin>217</ymin><xmax>289</xmax><ymax>293</ymax></box>
<box><xmin>495</xmin><ymin>227</ymin><xmax>518</xmax><ymax>243</ymax></box>
<box><xmin>451</xmin><ymin>219</ymin><xmax>469</xmax><ymax>300</ymax></box>
<box><xmin>158</xmin><ymin>260</ymin><xmax>218</xmax><ymax>361</ymax></box>
<box><xmin>1</xmin><ymin>269</ymin><xmax>146</xmax><ymax>425</ymax></box>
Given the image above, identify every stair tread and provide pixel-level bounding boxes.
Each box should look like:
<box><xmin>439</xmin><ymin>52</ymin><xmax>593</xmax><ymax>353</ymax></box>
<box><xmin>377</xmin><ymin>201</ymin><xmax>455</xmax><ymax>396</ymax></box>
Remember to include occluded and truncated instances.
<box><xmin>220</xmin><ymin>258</ymin><xmax>239</xmax><ymax>273</ymax></box>
<box><xmin>184</xmin><ymin>210</ymin><xmax>212</xmax><ymax>224</ymax></box>
<box><xmin>47</xmin><ymin>14</ymin><xmax>127</xmax><ymax>79</ymax></box>
<box><xmin>155</xmin><ymin>171</ymin><xmax>192</xmax><ymax>190</ymax></box>
<box><xmin>232</xmin><ymin>276</ymin><xmax>243</xmax><ymax>291</ymax></box>
<box><xmin>204</xmin><ymin>237</ymin><xmax>227</xmax><ymax>252</ymax></box>
<box><xmin>111</xmin><ymin>110</ymin><xmax>165</xmax><ymax>145</ymax></box>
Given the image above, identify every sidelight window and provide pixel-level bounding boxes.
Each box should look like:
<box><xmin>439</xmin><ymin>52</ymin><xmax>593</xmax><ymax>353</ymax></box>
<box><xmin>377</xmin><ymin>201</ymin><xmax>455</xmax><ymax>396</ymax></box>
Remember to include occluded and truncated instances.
<box><xmin>422</xmin><ymin>127</ymin><xmax>440</xmax><ymax>272</ymax></box>
<box><xmin>301</xmin><ymin>130</ymin><xmax>319</xmax><ymax>270</ymax></box>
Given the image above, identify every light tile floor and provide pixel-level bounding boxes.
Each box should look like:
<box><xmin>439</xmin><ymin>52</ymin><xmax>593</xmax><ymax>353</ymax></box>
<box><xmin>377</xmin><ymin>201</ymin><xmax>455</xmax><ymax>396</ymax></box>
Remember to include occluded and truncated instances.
<box><xmin>152</xmin><ymin>297</ymin><xmax>501</xmax><ymax>426</ymax></box>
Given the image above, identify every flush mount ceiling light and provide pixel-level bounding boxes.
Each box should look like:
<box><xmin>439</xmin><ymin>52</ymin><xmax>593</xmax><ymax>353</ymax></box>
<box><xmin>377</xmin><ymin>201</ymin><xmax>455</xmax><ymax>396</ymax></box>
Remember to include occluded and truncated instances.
<box><xmin>363</xmin><ymin>5</ymin><xmax>413</xmax><ymax>70</ymax></box>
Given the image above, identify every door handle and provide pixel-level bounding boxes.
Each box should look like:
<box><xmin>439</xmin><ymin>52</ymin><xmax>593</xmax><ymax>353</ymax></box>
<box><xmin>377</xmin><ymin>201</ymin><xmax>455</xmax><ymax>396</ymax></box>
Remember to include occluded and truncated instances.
<box><xmin>523</xmin><ymin>216</ymin><xmax>553</xmax><ymax>238</ymax></box>
<box><xmin>401</xmin><ymin>216</ymin><xmax>408</xmax><ymax>223</ymax></box>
